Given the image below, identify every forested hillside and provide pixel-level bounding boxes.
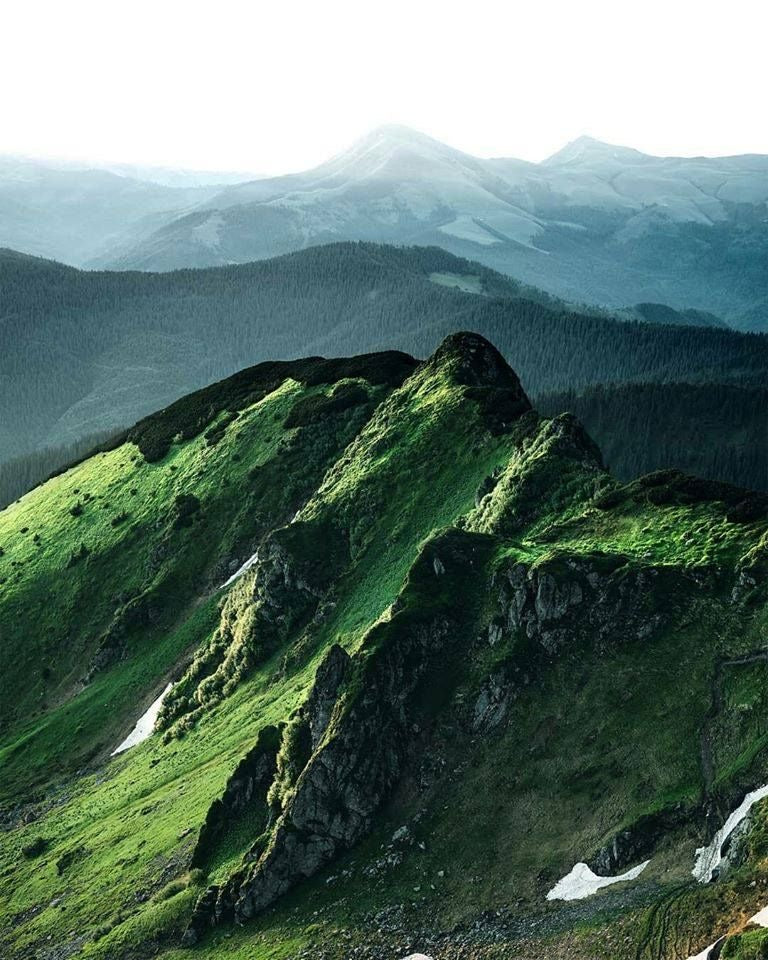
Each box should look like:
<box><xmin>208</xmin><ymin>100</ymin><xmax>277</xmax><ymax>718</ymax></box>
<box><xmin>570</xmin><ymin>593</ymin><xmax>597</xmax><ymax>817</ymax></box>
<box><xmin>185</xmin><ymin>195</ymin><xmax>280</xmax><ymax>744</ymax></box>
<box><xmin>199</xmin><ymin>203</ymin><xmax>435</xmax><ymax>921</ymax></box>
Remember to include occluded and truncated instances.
<box><xmin>2</xmin><ymin>242</ymin><xmax>766</xmax><ymax>492</ymax></box>
<box><xmin>539</xmin><ymin>383</ymin><xmax>768</xmax><ymax>492</ymax></box>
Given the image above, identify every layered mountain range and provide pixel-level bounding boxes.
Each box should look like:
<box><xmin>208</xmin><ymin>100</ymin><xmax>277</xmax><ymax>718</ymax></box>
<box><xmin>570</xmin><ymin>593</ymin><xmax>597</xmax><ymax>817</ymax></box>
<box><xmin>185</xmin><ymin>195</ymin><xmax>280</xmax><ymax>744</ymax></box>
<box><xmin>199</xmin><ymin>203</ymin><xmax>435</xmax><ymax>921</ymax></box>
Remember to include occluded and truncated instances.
<box><xmin>1</xmin><ymin>333</ymin><xmax>767</xmax><ymax>960</ymax></box>
<box><xmin>3</xmin><ymin>127</ymin><xmax>767</xmax><ymax>329</ymax></box>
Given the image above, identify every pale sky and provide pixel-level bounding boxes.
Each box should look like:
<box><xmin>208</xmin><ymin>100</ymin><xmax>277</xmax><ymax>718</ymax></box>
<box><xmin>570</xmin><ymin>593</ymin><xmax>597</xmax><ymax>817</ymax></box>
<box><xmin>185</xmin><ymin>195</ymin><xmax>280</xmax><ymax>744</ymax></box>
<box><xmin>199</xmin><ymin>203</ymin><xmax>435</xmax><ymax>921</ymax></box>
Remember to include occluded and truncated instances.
<box><xmin>3</xmin><ymin>0</ymin><xmax>767</xmax><ymax>174</ymax></box>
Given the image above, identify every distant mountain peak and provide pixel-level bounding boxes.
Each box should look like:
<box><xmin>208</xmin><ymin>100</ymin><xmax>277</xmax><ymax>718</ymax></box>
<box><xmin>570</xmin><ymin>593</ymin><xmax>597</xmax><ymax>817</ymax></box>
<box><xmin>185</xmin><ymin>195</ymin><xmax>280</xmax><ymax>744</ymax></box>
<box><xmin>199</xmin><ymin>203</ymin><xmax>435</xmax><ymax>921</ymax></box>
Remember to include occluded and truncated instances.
<box><xmin>353</xmin><ymin>123</ymin><xmax>445</xmax><ymax>148</ymax></box>
<box><xmin>543</xmin><ymin>135</ymin><xmax>650</xmax><ymax>166</ymax></box>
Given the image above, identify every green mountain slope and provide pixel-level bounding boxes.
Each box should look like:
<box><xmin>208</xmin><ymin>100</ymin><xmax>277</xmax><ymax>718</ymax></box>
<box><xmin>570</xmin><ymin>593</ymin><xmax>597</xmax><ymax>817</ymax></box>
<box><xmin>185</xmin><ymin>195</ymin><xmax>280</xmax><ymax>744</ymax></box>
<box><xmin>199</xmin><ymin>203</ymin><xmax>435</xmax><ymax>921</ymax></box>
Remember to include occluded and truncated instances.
<box><xmin>1</xmin><ymin>334</ymin><xmax>767</xmax><ymax>960</ymax></box>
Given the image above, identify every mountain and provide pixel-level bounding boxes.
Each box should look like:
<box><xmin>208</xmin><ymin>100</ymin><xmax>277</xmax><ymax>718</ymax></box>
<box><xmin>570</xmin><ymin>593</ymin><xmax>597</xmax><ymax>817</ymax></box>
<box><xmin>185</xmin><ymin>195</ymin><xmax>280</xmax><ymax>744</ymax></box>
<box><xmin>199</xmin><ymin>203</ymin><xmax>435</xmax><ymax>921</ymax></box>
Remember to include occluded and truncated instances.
<box><xmin>1</xmin><ymin>333</ymin><xmax>767</xmax><ymax>960</ymax></box>
<box><xmin>2</xmin><ymin>242</ymin><xmax>765</xmax><ymax>490</ymax></box>
<box><xmin>0</xmin><ymin>155</ymin><xmax>256</xmax><ymax>265</ymax></box>
<box><xmin>97</xmin><ymin>126</ymin><xmax>768</xmax><ymax>331</ymax></box>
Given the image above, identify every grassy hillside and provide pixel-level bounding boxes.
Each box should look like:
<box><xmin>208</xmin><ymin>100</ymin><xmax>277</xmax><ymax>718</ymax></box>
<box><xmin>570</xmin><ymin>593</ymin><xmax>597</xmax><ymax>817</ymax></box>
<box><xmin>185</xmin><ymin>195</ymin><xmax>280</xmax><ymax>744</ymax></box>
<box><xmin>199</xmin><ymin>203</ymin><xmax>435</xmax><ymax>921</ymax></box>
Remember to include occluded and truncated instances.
<box><xmin>0</xmin><ymin>334</ymin><xmax>767</xmax><ymax>960</ymax></box>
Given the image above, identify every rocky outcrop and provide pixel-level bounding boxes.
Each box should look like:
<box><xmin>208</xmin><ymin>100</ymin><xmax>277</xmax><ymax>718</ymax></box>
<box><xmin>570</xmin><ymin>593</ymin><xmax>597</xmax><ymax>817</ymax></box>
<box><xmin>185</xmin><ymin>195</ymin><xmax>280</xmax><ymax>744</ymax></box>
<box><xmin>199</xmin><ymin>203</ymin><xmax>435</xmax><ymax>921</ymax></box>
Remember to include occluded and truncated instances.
<box><xmin>182</xmin><ymin>530</ymin><xmax>488</xmax><ymax>944</ymax></box>
<box><xmin>422</xmin><ymin>331</ymin><xmax>532</xmax><ymax>434</ymax></box>
<box><xmin>468</xmin><ymin>414</ymin><xmax>608</xmax><ymax>536</ymax></box>
<box><xmin>304</xmin><ymin>643</ymin><xmax>351</xmax><ymax>750</ymax></box>
<box><xmin>498</xmin><ymin>553</ymin><xmax>671</xmax><ymax>655</ymax></box>
<box><xmin>589</xmin><ymin>803</ymin><xmax>700</xmax><ymax>875</ymax></box>
<box><xmin>159</xmin><ymin>521</ymin><xmax>349</xmax><ymax>730</ymax></box>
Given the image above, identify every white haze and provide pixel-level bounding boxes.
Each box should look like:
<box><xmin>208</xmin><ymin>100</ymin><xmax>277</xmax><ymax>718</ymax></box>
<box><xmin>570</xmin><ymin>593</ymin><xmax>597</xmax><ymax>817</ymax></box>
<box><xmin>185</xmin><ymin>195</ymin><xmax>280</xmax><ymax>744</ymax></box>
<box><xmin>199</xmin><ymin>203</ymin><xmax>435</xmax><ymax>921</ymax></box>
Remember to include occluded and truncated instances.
<box><xmin>3</xmin><ymin>0</ymin><xmax>767</xmax><ymax>174</ymax></box>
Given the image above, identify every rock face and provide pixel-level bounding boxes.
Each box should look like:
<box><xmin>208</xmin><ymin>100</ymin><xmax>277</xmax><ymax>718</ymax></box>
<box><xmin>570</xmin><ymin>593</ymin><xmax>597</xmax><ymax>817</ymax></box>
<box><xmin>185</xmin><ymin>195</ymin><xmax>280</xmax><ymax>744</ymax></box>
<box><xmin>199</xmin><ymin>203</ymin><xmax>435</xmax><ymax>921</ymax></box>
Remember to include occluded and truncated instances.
<box><xmin>468</xmin><ymin>413</ymin><xmax>608</xmax><ymax>536</ymax></box>
<box><xmin>589</xmin><ymin>804</ymin><xmax>698</xmax><ymax>875</ymax></box>
<box><xmin>425</xmin><ymin>331</ymin><xmax>533</xmax><ymax>434</ymax></box>
<box><xmin>160</xmin><ymin>521</ymin><xmax>349</xmax><ymax>730</ymax></box>
<box><xmin>497</xmin><ymin>553</ymin><xmax>672</xmax><ymax>655</ymax></box>
<box><xmin>181</xmin><ymin>523</ymin><xmax>718</xmax><ymax>944</ymax></box>
<box><xmin>183</xmin><ymin>530</ymin><xmax>487</xmax><ymax>943</ymax></box>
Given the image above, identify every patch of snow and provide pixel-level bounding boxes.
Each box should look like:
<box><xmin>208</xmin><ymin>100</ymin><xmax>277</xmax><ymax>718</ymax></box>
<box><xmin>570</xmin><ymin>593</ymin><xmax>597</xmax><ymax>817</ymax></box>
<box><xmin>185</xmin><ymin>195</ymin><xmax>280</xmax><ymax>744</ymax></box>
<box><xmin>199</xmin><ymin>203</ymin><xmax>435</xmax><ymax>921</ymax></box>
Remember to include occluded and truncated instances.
<box><xmin>546</xmin><ymin>860</ymin><xmax>649</xmax><ymax>901</ymax></box>
<box><xmin>401</xmin><ymin>955</ymin><xmax>433</xmax><ymax>960</ymax></box>
<box><xmin>693</xmin><ymin>783</ymin><xmax>768</xmax><ymax>882</ymax></box>
<box><xmin>220</xmin><ymin>549</ymin><xmax>260</xmax><ymax>589</ymax></box>
<box><xmin>111</xmin><ymin>683</ymin><xmax>172</xmax><ymax>756</ymax></box>
<box><xmin>682</xmin><ymin>902</ymin><xmax>768</xmax><ymax>958</ymax></box>
<box><xmin>684</xmin><ymin>938</ymin><xmax>724</xmax><ymax>960</ymax></box>
<box><xmin>749</xmin><ymin>904</ymin><xmax>768</xmax><ymax>926</ymax></box>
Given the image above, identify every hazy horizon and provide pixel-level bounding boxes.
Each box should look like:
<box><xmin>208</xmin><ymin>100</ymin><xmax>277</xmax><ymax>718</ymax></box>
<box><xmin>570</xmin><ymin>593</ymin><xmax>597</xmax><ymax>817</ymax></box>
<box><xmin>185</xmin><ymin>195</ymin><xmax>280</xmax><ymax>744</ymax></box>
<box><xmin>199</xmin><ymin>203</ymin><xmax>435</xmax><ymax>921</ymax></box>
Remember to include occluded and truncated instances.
<box><xmin>6</xmin><ymin>124</ymin><xmax>768</xmax><ymax>180</ymax></box>
<box><xmin>4</xmin><ymin>0</ymin><xmax>767</xmax><ymax>175</ymax></box>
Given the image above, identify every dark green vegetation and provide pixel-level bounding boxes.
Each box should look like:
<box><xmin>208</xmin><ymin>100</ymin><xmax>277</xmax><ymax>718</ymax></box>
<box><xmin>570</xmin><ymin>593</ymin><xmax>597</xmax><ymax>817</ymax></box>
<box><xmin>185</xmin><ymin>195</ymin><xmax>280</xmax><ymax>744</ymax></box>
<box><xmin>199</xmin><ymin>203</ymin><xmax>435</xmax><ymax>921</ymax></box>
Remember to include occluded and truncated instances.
<box><xmin>1</xmin><ymin>333</ymin><xmax>767</xmax><ymax>960</ymax></box>
<box><xmin>2</xmin><ymin>243</ymin><xmax>766</xmax><ymax>499</ymax></box>
<box><xmin>539</xmin><ymin>382</ymin><xmax>768</xmax><ymax>493</ymax></box>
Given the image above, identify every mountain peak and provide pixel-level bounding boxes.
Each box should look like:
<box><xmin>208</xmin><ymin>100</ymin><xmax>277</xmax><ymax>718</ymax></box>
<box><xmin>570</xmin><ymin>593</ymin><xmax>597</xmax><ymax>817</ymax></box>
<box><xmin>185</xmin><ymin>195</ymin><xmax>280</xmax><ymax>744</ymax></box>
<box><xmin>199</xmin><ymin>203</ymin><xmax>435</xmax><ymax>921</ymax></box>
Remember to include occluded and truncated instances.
<box><xmin>317</xmin><ymin>124</ymin><xmax>474</xmax><ymax>181</ymax></box>
<box><xmin>543</xmin><ymin>135</ymin><xmax>650</xmax><ymax>166</ymax></box>
<box><xmin>428</xmin><ymin>331</ymin><xmax>524</xmax><ymax>386</ymax></box>
<box><xmin>353</xmin><ymin>123</ymin><xmax>446</xmax><ymax>149</ymax></box>
<box><xmin>426</xmin><ymin>332</ymin><xmax>532</xmax><ymax>431</ymax></box>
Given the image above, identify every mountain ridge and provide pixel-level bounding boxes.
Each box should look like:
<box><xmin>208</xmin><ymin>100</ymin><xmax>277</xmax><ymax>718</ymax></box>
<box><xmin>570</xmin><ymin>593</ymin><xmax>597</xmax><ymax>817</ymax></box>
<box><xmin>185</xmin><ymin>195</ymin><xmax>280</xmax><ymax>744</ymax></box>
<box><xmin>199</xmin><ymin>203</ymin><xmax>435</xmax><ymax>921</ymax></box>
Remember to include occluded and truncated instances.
<box><xmin>1</xmin><ymin>332</ymin><xmax>767</xmax><ymax>960</ymax></box>
<box><xmin>2</xmin><ymin>242</ymin><xmax>765</xmax><ymax>506</ymax></box>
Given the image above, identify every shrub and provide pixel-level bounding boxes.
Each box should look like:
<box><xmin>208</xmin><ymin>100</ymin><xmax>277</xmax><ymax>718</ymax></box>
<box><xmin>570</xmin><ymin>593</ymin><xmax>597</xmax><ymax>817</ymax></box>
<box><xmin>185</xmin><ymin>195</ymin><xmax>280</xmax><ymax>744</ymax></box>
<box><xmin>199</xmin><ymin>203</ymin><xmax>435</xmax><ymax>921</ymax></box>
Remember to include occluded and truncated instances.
<box><xmin>172</xmin><ymin>493</ymin><xmax>201</xmax><ymax>529</ymax></box>
<box><xmin>67</xmin><ymin>543</ymin><xmax>90</xmax><ymax>567</ymax></box>
<box><xmin>22</xmin><ymin>836</ymin><xmax>49</xmax><ymax>858</ymax></box>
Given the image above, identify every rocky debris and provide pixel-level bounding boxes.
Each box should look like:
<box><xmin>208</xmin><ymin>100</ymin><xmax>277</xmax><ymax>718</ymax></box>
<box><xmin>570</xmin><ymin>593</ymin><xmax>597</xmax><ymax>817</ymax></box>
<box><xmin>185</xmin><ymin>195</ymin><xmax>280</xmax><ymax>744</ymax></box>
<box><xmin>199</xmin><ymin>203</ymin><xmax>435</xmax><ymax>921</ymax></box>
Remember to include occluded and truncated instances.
<box><xmin>472</xmin><ymin>672</ymin><xmax>513</xmax><ymax>733</ymax></box>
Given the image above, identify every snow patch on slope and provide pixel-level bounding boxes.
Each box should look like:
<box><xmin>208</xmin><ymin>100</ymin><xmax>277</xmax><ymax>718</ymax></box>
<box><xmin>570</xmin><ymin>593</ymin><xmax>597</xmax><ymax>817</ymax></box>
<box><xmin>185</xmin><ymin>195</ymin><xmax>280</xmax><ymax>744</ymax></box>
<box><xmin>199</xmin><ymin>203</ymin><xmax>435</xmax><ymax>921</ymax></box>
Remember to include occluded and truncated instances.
<box><xmin>220</xmin><ymin>548</ymin><xmax>260</xmax><ymax>589</ymax></box>
<box><xmin>546</xmin><ymin>860</ymin><xmax>649</xmax><ymax>901</ymax></box>
<box><xmin>111</xmin><ymin>683</ymin><xmax>173</xmax><ymax>756</ymax></box>
<box><xmin>693</xmin><ymin>783</ymin><xmax>768</xmax><ymax>882</ymax></box>
<box><xmin>683</xmin><ymin>904</ymin><xmax>768</xmax><ymax>959</ymax></box>
<box><xmin>685</xmin><ymin>938</ymin><xmax>725</xmax><ymax>960</ymax></box>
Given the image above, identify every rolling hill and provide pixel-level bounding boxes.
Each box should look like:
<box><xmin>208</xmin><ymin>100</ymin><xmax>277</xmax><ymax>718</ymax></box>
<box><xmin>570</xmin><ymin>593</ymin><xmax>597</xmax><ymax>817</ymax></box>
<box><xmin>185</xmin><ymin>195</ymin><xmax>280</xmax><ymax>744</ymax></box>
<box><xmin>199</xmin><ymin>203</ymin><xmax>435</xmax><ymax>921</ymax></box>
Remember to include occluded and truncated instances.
<box><xmin>0</xmin><ymin>154</ymin><xmax>256</xmax><ymax>267</ymax></box>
